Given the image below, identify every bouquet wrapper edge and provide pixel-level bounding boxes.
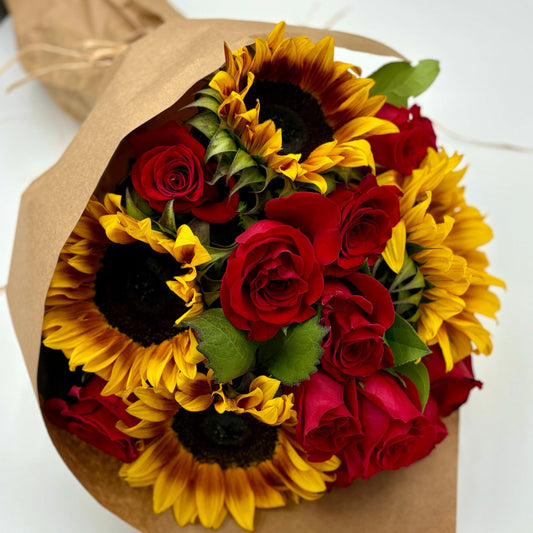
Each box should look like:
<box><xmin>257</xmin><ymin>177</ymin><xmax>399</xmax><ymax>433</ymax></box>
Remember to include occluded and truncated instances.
<box><xmin>6</xmin><ymin>15</ymin><xmax>456</xmax><ymax>533</ymax></box>
<box><xmin>46</xmin><ymin>413</ymin><xmax>458</xmax><ymax>533</ymax></box>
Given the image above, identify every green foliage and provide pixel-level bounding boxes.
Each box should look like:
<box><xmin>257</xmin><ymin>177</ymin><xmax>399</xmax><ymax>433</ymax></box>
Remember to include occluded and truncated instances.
<box><xmin>385</xmin><ymin>313</ymin><xmax>431</xmax><ymax>366</ymax></box>
<box><xmin>155</xmin><ymin>200</ymin><xmax>177</xmax><ymax>235</ymax></box>
<box><xmin>394</xmin><ymin>360</ymin><xmax>430</xmax><ymax>411</ymax></box>
<box><xmin>257</xmin><ymin>314</ymin><xmax>328</xmax><ymax>385</ymax></box>
<box><xmin>124</xmin><ymin>187</ymin><xmax>155</xmax><ymax>221</ymax></box>
<box><xmin>184</xmin><ymin>309</ymin><xmax>257</xmax><ymax>383</ymax></box>
<box><xmin>369</xmin><ymin>59</ymin><xmax>440</xmax><ymax>107</ymax></box>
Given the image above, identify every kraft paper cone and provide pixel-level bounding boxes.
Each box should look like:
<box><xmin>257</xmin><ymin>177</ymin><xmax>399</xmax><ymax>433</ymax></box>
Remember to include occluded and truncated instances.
<box><xmin>47</xmin><ymin>414</ymin><xmax>458</xmax><ymax>533</ymax></box>
<box><xmin>5</xmin><ymin>0</ymin><xmax>181</xmax><ymax>120</ymax></box>
<box><xmin>6</xmin><ymin>15</ymin><xmax>455</xmax><ymax>533</ymax></box>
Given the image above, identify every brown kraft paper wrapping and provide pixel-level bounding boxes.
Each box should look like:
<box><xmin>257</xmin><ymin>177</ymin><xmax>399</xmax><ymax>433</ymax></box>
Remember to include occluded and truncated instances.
<box><xmin>5</xmin><ymin>0</ymin><xmax>182</xmax><ymax>120</ymax></box>
<box><xmin>6</xmin><ymin>14</ymin><xmax>456</xmax><ymax>533</ymax></box>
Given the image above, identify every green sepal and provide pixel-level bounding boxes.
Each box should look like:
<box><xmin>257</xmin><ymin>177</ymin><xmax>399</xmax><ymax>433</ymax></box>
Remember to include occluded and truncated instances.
<box><xmin>369</xmin><ymin>59</ymin><xmax>440</xmax><ymax>107</ymax></box>
<box><xmin>257</xmin><ymin>314</ymin><xmax>328</xmax><ymax>385</ymax></box>
<box><xmin>194</xmin><ymin>87</ymin><xmax>223</xmax><ymax>102</ymax></box>
<box><xmin>203</xmin><ymin>244</ymin><xmax>236</xmax><ymax>266</ymax></box>
<box><xmin>322</xmin><ymin>166</ymin><xmax>364</xmax><ymax>188</ymax></box>
<box><xmin>393</xmin><ymin>360</ymin><xmax>430</xmax><ymax>411</ymax></box>
<box><xmin>384</xmin><ymin>313</ymin><xmax>431</xmax><ymax>367</ymax></box>
<box><xmin>260</xmin><ymin>168</ymin><xmax>288</xmax><ymax>195</ymax></box>
<box><xmin>199</xmin><ymin>276</ymin><xmax>222</xmax><ymax>307</ymax></box>
<box><xmin>125</xmin><ymin>187</ymin><xmax>155</xmax><ymax>220</ymax></box>
<box><xmin>155</xmin><ymin>200</ymin><xmax>177</xmax><ymax>235</ymax></box>
<box><xmin>406</xmin><ymin>242</ymin><xmax>432</xmax><ymax>256</ymax></box>
<box><xmin>187</xmin><ymin>111</ymin><xmax>220</xmax><ymax>140</ymax></box>
<box><xmin>358</xmin><ymin>259</ymin><xmax>371</xmax><ymax>276</ymax></box>
<box><xmin>184</xmin><ymin>308</ymin><xmax>257</xmax><ymax>383</ymax></box>
<box><xmin>227</xmin><ymin>149</ymin><xmax>259</xmax><ymax>177</ymax></box>
<box><xmin>229</xmin><ymin>166</ymin><xmax>266</xmax><ymax>198</ymax></box>
<box><xmin>389</xmin><ymin>256</ymin><xmax>425</xmax><ymax>293</ymax></box>
<box><xmin>205</xmin><ymin>130</ymin><xmax>238</xmax><ymax>161</ymax></box>
<box><xmin>210</xmin><ymin>157</ymin><xmax>233</xmax><ymax>184</ymax></box>
<box><xmin>187</xmin><ymin>218</ymin><xmax>210</xmax><ymax>246</ymax></box>
<box><xmin>202</xmin><ymin>290</ymin><xmax>222</xmax><ymax>308</ymax></box>
<box><xmin>184</xmin><ymin>95</ymin><xmax>221</xmax><ymax>114</ymax></box>
<box><xmin>238</xmin><ymin>214</ymin><xmax>258</xmax><ymax>231</ymax></box>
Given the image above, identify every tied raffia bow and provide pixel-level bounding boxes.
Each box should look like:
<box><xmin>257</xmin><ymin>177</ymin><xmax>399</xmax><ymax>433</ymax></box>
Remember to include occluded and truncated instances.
<box><xmin>0</xmin><ymin>37</ymin><xmax>134</xmax><ymax>92</ymax></box>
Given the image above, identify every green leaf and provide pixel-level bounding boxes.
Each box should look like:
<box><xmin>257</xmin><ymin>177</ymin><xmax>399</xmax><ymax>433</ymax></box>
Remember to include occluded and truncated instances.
<box><xmin>385</xmin><ymin>313</ymin><xmax>431</xmax><ymax>366</ymax></box>
<box><xmin>395</xmin><ymin>361</ymin><xmax>430</xmax><ymax>411</ymax></box>
<box><xmin>369</xmin><ymin>59</ymin><xmax>440</xmax><ymax>107</ymax></box>
<box><xmin>258</xmin><ymin>314</ymin><xmax>328</xmax><ymax>385</ymax></box>
<box><xmin>184</xmin><ymin>309</ymin><xmax>257</xmax><ymax>383</ymax></box>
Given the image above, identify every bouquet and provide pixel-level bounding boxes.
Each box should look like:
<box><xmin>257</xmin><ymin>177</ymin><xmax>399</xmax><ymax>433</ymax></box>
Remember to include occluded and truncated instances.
<box><xmin>7</xmin><ymin>9</ymin><xmax>502</xmax><ymax>533</ymax></box>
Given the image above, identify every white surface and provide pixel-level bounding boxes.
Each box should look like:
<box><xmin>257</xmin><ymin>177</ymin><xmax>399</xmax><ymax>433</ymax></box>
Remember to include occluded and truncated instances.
<box><xmin>0</xmin><ymin>1</ymin><xmax>531</xmax><ymax>531</ymax></box>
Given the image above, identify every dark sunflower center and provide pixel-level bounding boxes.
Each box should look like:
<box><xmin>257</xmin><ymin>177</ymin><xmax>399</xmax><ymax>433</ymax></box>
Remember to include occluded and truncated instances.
<box><xmin>94</xmin><ymin>241</ymin><xmax>188</xmax><ymax>347</ymax></box>
<box><xmin>172</xmin><ymin>407</ymin><xmax>279</xmax><ymax>469</ymax></box>
<box><xmin>243</xmin><ymin>80</ymin><xmax>334</xmax><ymax>159</ymax></box>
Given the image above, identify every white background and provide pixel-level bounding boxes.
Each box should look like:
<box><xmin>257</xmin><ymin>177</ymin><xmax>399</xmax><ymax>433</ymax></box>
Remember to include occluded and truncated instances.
<box><xmin>1</xmin><ymin>1</ymin><xmax>532</xmax><ymax>531</ymax></box>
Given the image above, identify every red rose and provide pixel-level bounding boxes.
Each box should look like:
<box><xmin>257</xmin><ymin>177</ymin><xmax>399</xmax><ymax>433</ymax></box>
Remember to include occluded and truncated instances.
<box><xmin>220</xmin><ymin>220</ymin><xmax>324</xmax><ymax>341</ymax></box>
<box><xmin>264</xmin><ymin>191</ymin><xmax>341</xmax><ymax>267</ymax></box>
<box><xmin>43</xmin><ymin>376</ymin><xmax>139</xmax><ymax>463</ymax></box>
<box><xmin>292</xmin><ymin>371</ymin><xmax>362</xmax><ymax>462</ymax></box>
<box><xmin>334</xmin><ymin>372</ymin><xmax>447</xmax><ymax>486</ymax></box>
<box><xmin>424</xmin><ymin>347</ymin><xmax>482</xmax><ymax>417</ymax></box>
<box><xmin>128</xmin><ymin>122</ymin><xmax>238</xmax><ymax>223</ymax></box>
<box><xmin>320</xmin><ymin>273</ymin><xmax>395</xmax><ymax>380</ymax></box>
<box><xmin>369</xmin><ymin>104</ymin><xmax>437</xmax><ymax>175</ymax></box>
<box><xmin>326</xmin><ymin>175</ymin><xmax>401</xmax><ymax>275</ymax></box>
<box><xmin>220</xmin><ymin>193</ymin><xmax>341</xmax><ymax>340</ymax></box>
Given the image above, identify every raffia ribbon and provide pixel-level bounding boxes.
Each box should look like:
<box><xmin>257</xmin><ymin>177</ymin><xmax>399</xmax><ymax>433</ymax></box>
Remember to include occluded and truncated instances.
<box><xmin>0</xmin><ymin>38</ymin><xmax>133</xmax><ymax>92</ymax></box>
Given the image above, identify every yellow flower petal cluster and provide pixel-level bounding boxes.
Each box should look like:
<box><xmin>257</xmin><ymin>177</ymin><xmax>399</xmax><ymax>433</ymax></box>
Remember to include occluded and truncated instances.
<box><xmin>119</xmin><ymin>385</ymin><xmax>339</xmax><ymax>531</ymax></box>
<box><xmin>175</xmin><ymin>371</ymin><xmax>295</xmax><ymax>426</ymax></box>
<box><xmin>209</xmin><ymin>21</ymin><xmax>397</xmax><ymax>193</ymax></box>
<box><xmin>382</xmin><ymin>149</ymin><xmax>504</xmax><ymax>370</ymax></box>
<box><xmin>213</xmin><ymin>375</ymin><xmax>295</xmax><ymax>426</ymax></box>
<box><xmin>42</xmin><ymin>194</ymin><xmax>211</xmax><ymax>395</ymax></box>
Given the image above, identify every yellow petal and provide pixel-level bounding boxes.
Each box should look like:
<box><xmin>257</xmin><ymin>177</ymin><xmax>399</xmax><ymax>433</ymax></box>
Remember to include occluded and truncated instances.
<box><xmin>224</xmin><ymin>468</ymin><xmax>256</xmax><ymax>531</ymax></box>
<box><xmin>196</xmin><ymin>463</ymin><xmax>226</xmax><ymax>529</ymax></box>
<box><xmin>382</xmin><ymin>220</ymin><xmax>406</xmax><ymax>274</ymax></box>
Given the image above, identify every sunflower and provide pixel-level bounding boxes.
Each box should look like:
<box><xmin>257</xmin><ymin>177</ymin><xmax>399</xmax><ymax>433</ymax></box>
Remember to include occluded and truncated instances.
<box><xmin>119</xmin><ymin>382</ymin><xmax>340</xmax><ymax>531</ymax></box>
<box><xmin>381</xmin><ymin>149</ymin><xmax>504</xmax><ymax>370</ymax></box>
<box><xmin>42</xmin><ymin>193</ymin><xmax>211</xmax><ymax>395</ymax></box>
<box><xmin>209</xmin><ymin>22</ymin><xmax>397</xmax><ymax>194</ymax></box>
